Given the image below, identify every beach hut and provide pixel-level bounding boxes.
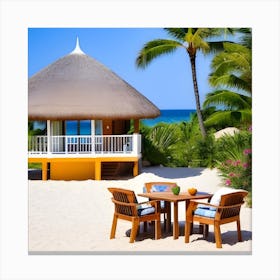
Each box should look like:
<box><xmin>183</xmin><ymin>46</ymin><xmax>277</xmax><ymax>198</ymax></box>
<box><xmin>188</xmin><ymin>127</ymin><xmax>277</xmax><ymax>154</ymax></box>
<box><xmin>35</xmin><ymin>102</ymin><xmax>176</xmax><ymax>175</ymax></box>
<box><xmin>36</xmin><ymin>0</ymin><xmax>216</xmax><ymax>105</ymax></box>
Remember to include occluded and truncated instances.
<box><xmin>28</xmin><ymin>38</ymin><xmax>160</xmax><ymax>180</ymax></box>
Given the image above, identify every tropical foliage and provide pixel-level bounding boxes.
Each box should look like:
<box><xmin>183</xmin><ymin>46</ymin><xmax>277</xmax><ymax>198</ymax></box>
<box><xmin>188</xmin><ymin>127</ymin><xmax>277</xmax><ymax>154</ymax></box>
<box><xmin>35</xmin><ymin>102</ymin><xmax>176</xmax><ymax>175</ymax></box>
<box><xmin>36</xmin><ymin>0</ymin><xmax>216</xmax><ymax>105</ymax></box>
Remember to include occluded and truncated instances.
<box><xmin>141</xmin><ymin>123</ymin><xmax>181</xmax><ymax>166</ymax></box>
<box><xmin>203</xmin><ymin>28</ymin><xmax>252</xmax><ymax>129</ymax></box>
<box><xmin>141</xmin><ymin>120</ymin><xmax>214</xmax><ymax>168</ymax></box>
<box><xmin>140</xmin><ymin>121</ymin><xmax>252</xmax><ymax>206</ymax></box>
<box><xmin>136</xmin><ymin>28</ymin><xmax>235</xmax><ymax>138</ymax></box>
<box><xmin>214</xmin><ymin>129</ymin><xmax>252</xmax><ymax>206</ymax></box>
<box><xmin>139</xmin><ymin>28</ymin><xmax>252</xmax><ymax>206</ymax></box>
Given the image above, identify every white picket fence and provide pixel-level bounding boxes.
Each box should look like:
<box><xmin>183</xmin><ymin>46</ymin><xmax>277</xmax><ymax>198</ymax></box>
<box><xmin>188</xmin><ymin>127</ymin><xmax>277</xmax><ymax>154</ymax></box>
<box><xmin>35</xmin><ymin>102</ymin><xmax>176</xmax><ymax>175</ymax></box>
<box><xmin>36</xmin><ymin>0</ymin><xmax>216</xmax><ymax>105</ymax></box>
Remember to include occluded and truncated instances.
<box><xmin>28</xmin><ymin>134</ymin><xmax>141</xmax><ymax>155</ymax></box>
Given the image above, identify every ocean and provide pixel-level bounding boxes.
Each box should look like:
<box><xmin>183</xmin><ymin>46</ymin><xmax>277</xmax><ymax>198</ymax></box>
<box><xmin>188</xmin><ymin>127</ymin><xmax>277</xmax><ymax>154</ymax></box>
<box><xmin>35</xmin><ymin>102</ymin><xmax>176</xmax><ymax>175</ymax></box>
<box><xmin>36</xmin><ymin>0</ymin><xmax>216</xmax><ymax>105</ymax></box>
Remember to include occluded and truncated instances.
<box><xmin>33</xmin><ymin>109</ymin><xmax>197</xmax><ymax>134</ymax></box>
<box><xmin>64</xmin><ymin>109</ymin><xmax>196</xmax><ymax>133</ymax></box>
<box><xmin>142</xmin><ymin>109</ymin><xmax>196</xmax><ymax>127</ymax></box>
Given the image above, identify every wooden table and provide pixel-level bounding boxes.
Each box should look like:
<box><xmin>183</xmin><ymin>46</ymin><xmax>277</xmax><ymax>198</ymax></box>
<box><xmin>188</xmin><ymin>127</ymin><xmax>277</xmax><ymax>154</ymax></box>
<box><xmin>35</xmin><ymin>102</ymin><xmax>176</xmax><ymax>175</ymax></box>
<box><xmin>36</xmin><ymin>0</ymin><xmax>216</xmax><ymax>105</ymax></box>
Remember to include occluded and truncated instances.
<box><xmin>138</xmin><ymin>191</ymin><xmax>212</xmax><ymax>239</ymax></box>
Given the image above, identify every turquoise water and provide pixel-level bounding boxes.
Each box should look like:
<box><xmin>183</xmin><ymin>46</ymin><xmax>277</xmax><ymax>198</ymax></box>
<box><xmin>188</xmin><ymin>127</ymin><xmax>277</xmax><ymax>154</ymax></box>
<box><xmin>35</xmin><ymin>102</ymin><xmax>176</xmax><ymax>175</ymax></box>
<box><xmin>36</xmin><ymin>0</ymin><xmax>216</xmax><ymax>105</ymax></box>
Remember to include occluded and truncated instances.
<box><xmin>64</xmin><ymin>110</ymin><xmax>196</xmax><ymax>133</ymax></box>
<box><xmin>33</xmin><ymin>110</ymin><xmax>197</xmax><ymax>134</ymax></box>
<box><xmin>142</xmin><ymin>109</ymin><xmax>196</xmax><ymax>127</ymax></box>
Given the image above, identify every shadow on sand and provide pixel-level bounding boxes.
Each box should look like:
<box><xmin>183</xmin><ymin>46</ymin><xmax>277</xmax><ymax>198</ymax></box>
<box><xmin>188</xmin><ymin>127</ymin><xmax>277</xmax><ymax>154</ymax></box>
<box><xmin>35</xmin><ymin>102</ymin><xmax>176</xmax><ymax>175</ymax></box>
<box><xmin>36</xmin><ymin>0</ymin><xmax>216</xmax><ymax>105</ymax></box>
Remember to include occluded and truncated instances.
<box><xmin>28</xmin><ymin>166</ymin><xmax>205</xmax><ymax>180</ymax></box>
<box><xmin>141</xmin><ymin>166</ymin><xmax>205</xmax><ymax>179</ymax></box>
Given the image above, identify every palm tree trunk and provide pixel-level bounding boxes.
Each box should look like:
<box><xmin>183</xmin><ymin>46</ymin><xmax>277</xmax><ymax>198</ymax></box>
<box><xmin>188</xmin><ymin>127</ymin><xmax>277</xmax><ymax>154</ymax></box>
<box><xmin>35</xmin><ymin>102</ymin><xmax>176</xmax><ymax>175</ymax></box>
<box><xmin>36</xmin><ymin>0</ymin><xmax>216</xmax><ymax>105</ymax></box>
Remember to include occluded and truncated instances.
<box><xmin>189</xmin><ymin>53</ymin><xmax>207</xmax><ymax>138</ymax></box>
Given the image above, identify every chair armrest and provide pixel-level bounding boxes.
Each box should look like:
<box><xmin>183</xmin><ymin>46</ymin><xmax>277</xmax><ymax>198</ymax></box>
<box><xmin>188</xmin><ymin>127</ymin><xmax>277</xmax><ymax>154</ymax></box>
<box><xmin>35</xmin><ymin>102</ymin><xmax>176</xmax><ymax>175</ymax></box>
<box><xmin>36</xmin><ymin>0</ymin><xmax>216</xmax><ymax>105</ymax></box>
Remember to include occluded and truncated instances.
<box><xmin>137</xmin><ymin>200</ymin><xmax>152</xmax><ymax>206</ymax></box>
<box><xmin>189</xmin><ymin>200</ymin><xmax>219</xmax><ymax>209</ymax></box>
<box><xmin>145</xmin><ymin>200</ymin><xmax>161</xmax><ymax>212</ymax></box>
<box><xmin>112</xmin><ymin>199</ymin><xmax>161</xmax><ymax>212</ymax></box>
<box><xmin>111</xmin><ymin>198</ymin><xmax>137</xmax><ymax>207</ymax></box>
<box><xmin>216</xmin><ymin>201</ymin><xmax>244</xmax><ymax>209</ymax></box>
<box><xmin>189</xmin><ymin>200</ymin><xmax>244</xmax><ymax>210</ymax></box>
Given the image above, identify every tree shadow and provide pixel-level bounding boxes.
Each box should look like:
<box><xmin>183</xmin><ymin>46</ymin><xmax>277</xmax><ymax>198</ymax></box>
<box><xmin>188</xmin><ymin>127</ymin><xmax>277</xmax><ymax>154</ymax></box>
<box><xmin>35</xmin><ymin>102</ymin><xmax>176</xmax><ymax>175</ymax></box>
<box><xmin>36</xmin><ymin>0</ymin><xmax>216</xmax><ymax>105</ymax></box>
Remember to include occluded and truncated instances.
<box><xmin>141</xmin><ymin>166</ymin><xmax>205</xmax><ymax>179</ymax></box>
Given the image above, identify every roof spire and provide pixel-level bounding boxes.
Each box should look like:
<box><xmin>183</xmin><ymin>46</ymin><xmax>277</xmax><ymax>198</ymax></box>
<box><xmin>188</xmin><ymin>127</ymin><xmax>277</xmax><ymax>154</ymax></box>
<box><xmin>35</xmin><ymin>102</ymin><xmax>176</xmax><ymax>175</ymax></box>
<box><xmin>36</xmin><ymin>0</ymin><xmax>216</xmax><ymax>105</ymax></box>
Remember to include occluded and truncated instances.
<box><xmin>71</xmin><ymin>37</ymin><xmax>85</xmax><ymax>55</ymax></box>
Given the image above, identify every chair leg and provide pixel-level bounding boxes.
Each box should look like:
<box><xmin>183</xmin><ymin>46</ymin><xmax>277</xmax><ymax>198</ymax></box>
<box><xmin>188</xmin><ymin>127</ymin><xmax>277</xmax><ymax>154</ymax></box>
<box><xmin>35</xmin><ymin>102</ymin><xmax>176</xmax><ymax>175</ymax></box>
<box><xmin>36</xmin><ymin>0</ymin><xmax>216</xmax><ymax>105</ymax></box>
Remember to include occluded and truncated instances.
<box><xmin>155</xmin><ymin>218</ymin><xmax>161</xmax><ymax>240</ymax></box>
<box><xmin>190</xmin><ymin>222</ymin><xmax>193</xmax><ymax>234</ymax></box>
<box><xmin>143</xmin><ymin>221</ymin><xmax>148</xmax><ymax>232</ymax></box>
<box><xmin>237</xmin><ymin>219</ymin><xmax>242</xmax><ymax>242</ymax></box>
<box><xmin>214</xmin><ymin>222</ymin><xmax>222</xmax><ymax>248</ymax></box>
<box><xmin>163</xmin><ymin>213</ymin><xmax>167</xmax><ymax>231</ymax></box>
<box><xmin>203</xmin><ymin>224</ymin><xmax>209</xmax><ymax>239</ymax></box>
<box><xmin>198</xmin><ymin>223</ymin><xmax>204</xmax><ymax>234</ymax></box>
<box><xmin>110</xmin><ymin>214</ymin><xmax>118</xmax><ymax>239</ymax></box>
<box><xmin>130</xmin><ymin>218</ymin><xmax>139</xmax><ymax>243</ymax></box>
<box><xmin>185</xmin><ymin>221</ymin><xmax>192</xmax><ymax>243</ymax></box>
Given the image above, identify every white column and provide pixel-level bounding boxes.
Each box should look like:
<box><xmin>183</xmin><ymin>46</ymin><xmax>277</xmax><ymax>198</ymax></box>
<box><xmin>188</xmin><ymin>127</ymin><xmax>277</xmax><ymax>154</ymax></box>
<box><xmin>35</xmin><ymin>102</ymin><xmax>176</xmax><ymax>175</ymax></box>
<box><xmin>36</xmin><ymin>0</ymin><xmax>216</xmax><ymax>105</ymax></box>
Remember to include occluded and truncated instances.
<box><xmin>132</xmin><ymin>133</ymin><xmax>141</xmax><ymax>155</ymax></box>
<box><xmin>91</xmin><ymin>120</ymin><xmax>95</xmax><ymax>154</ymax></box>
<box><xmin>47</xmin><ymin>120</ymin><xmax>51</xmax><ymax>154</ymax></box>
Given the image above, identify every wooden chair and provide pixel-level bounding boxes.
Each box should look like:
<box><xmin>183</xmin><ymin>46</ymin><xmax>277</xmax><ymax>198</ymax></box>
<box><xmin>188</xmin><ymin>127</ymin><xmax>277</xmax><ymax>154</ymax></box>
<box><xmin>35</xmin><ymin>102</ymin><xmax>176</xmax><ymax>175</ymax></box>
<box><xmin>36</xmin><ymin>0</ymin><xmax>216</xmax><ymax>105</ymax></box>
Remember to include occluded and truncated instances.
<box><xmin>144</xmin><ymin>182</ymin><xmax>177</xmax><ymax>231</ymax></box>
<box><xmin>185</xmin><ymin>190</ymin><xmax>248</xmax><ymax>248</ymax></box>
<box><xmin>108</xmin><ymin>187</ymin><xmax>161</xmax><ymax>243</ymax></box>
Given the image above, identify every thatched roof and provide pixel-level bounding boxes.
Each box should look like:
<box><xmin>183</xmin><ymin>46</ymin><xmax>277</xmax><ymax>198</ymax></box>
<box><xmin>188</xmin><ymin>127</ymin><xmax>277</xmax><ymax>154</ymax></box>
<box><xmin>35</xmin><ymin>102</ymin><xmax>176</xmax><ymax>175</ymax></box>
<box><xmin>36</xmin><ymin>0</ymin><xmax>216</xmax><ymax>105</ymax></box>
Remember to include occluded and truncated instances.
<box><xmin>28</xmin><ymin>40</ymin><xmax>160</xmax><ymax>120</ymax></box>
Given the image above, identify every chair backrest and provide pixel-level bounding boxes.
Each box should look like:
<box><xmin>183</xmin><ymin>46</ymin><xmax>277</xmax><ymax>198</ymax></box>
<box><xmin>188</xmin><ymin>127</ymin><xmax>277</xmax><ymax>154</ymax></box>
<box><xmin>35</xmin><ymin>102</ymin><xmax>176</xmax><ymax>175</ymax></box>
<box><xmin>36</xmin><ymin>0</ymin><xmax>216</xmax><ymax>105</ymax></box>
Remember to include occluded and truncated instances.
<box><xmin>218</xmin><ymin>191</ymin><xmax>248</xmax><ymax>219</ymax></box>
<box><xmin>108</xmin><ymin>188</ymin><xmax>138</xmax><ymax>216</ymax></box>
<box><xmin>144</xmin><ymin>182</ymin><xmax>177</xmax><ymax>193</ymax></box>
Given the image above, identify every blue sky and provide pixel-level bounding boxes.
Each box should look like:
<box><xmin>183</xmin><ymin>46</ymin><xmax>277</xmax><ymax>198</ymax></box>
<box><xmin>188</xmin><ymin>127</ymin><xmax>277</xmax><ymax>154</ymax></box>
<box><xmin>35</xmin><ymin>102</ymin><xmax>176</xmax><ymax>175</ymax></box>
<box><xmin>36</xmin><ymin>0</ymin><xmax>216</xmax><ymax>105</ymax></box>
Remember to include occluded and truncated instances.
<box><xmin>29</xmin><ymin>28</ymin><xmax>218</xmax><ymax>110</ymax></box>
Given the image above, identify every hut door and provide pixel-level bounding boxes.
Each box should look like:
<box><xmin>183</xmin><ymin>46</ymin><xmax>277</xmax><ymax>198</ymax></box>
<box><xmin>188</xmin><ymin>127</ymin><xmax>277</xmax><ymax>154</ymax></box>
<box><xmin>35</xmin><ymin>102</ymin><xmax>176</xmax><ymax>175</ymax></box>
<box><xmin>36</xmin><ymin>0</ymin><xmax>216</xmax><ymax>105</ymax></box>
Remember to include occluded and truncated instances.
<box><xmin>103</xmin><ymin>120</ymin><xmax>112</xmax><ymax>135</ymax></box>
<box><xmin>102</xmin><ymin>120</ymin><xmax>112</xmax><ymax>152</ymax></box>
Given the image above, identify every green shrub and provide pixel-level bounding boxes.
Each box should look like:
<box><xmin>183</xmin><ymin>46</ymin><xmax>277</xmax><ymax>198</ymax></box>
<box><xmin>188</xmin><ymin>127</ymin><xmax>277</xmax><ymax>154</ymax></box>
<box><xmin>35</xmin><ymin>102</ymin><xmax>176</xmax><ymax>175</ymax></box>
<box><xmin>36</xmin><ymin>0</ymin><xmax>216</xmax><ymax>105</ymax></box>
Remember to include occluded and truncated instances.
<box><xmin>140</xmin><ymin>123</ymin><xmax>181</xmax><ymax>166</ymax></box>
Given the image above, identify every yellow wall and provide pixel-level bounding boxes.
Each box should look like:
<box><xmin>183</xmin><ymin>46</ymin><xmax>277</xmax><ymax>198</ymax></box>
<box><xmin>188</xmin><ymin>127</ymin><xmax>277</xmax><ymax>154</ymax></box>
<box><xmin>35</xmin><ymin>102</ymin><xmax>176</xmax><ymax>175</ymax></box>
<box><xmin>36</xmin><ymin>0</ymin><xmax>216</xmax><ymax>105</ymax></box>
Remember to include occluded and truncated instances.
<box><xmin>50</xmin><ymin>161</ymin><xmax>95</xmax><ymax>180</ymax></box>
<box><xmin>28</xmin><ymin>156</ymin><xmax>139</xmax><ymax>180</ymax></box>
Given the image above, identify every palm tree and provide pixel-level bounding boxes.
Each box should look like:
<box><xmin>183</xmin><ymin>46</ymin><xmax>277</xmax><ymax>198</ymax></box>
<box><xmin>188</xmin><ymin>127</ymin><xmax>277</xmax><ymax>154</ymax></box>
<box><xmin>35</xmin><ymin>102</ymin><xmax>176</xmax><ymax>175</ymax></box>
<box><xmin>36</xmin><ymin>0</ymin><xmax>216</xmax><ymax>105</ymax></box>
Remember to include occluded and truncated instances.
<box><xmin>203</xmin><ymin>29</ymin><xmax>252</xmax><ymax>129</ymax></box>
<box><xmin>136</xmin><ymin>28</ymin><xmax>234</xmax><ymax>138</ymax></box>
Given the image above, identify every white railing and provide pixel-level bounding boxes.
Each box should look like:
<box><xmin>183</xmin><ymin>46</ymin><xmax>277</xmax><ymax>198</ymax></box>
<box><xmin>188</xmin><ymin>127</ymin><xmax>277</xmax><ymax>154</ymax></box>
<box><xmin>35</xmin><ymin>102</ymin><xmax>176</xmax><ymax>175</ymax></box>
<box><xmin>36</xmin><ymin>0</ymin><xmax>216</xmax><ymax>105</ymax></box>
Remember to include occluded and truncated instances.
<box><xmin>28</xmin><ymin>134</ymin><xmax>141</xmax><ymax>155</ymax></box>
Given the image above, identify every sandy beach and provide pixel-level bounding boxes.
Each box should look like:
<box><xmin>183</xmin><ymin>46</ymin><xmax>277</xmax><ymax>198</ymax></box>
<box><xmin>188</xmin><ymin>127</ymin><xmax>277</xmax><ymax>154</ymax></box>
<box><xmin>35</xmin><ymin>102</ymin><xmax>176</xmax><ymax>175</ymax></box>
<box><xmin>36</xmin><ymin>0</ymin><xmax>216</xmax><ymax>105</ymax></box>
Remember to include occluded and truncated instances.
<box><xmin>28</xmin><ymin>166</ymin><xmax>252</xmax><ymax>254</ymax></box>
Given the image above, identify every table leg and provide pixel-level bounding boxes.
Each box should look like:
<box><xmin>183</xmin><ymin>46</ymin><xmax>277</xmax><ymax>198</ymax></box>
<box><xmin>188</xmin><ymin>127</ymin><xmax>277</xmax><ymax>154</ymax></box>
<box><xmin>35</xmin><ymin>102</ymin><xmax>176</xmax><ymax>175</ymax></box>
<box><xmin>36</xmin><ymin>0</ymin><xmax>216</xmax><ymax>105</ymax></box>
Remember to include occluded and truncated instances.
<box><xmin>166</xmin><ymin>201</ymin><xmax>171</xmax><ymax>232</ymax></box>
<box><xmin>173</xmin><ymin>201</ymin><xmax>179</xmax><ymax>239</ymax></box>
<box><xmin>185</xmin><ymin>200</ymin><xmax>193</xmax><ymax>234</ymax></box>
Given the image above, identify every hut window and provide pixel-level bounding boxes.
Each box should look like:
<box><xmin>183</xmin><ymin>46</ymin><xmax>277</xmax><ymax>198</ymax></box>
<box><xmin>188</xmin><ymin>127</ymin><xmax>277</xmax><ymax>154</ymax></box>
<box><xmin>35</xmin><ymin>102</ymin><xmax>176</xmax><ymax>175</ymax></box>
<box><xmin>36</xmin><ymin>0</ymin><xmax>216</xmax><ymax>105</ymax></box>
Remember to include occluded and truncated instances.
<box><xmin>66</xmin><ymin>120</ymin><xmax>91</xmax><ymax>135</ymax></box>
<box><xmin>80</xmin><ymin>120</ymin><xmax>91</xmax><ymax>135</ymax></box>
<box><xmin>95</xmin><ymin>120</ymin><xmax>102</xmax><ymax>135</ymax></box>
<box><xmin>29</xmin><ymin>121</ymin><xmax>47</xmax><ymax>135</ymax></box>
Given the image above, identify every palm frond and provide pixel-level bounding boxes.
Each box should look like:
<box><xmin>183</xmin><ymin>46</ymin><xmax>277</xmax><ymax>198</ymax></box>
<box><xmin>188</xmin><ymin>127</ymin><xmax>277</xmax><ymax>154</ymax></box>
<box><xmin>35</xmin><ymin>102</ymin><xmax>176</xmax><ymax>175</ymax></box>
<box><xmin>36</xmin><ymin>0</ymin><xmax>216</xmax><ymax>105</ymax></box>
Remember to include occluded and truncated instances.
<box><xmin>149</xmin><ymin>124</ymin><xmax>181</xmax><ymax>149</ymax></box>
<box><xmin>204</xmin><ymin>109</ymin><xmax>252</xmax><ymax>128</ymax></box>
<box><xmin>136</xmin><ymin>39</ymin><xmax>183</xmax><ymax>68</ymax></box>
<box><xmin>203</xmin><ymin>90</ymin><xmax>251</xmax><ymax>110</ymax></box>
<box><xmin>234</xmin><ymin>28</ymin><xmax>252</xmax><ymax>48</ymax></box>
<box><xmin>204</xmin><ymin>41</ymin><xmax>228</xmax><ymax>54</ymax></box>
<box><xmin>239</xmin><ymin>109</ymin><xmax>252</xmax><ymax>123</ymax></box>
<box><xmin>209</xmin><ymin>41</ymin><xmax>251</xmax><ymax>93</ymax></box>
<box><xmin>164</xmin><ymin>28</ymin><xmax>190</xmax><ymax>41</ymax></box>
<box><xmin>209</xmin><ymin>72</ymin><xmax>251</xmax><ymax>93</ymax></box>
<box><xmin>211</xmin><ymin>46</ymin><xmax>251</xmax><ymax>74</ymax></box>
<box><xmin>204</xmin><ymin>111</ymin><xmax>238</xmax><ymax>127</ymax></box>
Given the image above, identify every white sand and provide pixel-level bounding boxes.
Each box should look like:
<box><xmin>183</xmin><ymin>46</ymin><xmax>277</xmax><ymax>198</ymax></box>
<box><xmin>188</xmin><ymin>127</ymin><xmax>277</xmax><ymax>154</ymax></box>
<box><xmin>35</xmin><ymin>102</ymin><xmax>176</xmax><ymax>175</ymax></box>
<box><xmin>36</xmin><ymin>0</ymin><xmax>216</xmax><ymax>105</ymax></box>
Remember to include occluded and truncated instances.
<box><xmin>28</xmin><ymin>166</ymin><xmax>252</xmax><ymax>254</ymax></box>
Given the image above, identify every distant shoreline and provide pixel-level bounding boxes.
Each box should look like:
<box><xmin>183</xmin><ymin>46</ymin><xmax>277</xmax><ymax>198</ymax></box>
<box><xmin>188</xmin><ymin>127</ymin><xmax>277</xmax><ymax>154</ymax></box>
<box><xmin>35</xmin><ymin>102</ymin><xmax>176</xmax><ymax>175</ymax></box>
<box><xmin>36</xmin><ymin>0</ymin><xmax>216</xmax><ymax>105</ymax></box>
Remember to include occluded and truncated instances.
<box><xmin>141</xmin><ymin>109</ymin><xmax>196</xmax><ymax>127</ymax></box>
